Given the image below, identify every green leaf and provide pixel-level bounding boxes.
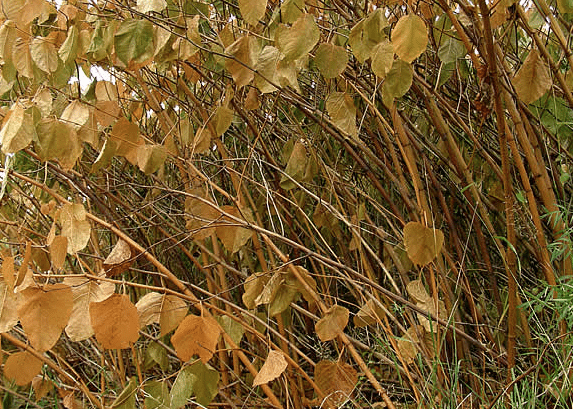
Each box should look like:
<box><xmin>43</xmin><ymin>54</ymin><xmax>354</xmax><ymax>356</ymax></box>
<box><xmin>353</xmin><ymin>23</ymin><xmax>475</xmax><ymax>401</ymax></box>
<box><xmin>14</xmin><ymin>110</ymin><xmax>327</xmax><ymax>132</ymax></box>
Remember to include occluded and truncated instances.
<box><xmin>187</xmin><ymin>361</ymin><xmax>219</xmax><ymax>406</ymax></box>
<box><xmin>280</xmin><ymin>0</ymin><xmax>304</xmax><ymax>23</ymax></box>
<box><xmin>437</xmin><ymin>37</ymin><xmax>466</xmax><ymax>64</ymax></box>
<box><xmin>349</xmin><ymin>9</ymin><xmax>388</xmax><ymax>63</ymax></box>
<box><xmin>370</xmin><ymin>40</ymin><xmax>394</xmax><ymax>79</ymax></box>
<box><xmin>280</xmin><ymin>140</ymin><xmax>307</xmax><ymax>190</ymax></box>
<box><xmin>314</xmin><ymin>43</ymin><xmax>348</xmax><ymax>79</ymax></box>
<box><xmin>35</xmin><ymin>118</ymin><xmax>83</xmax><ymax>171</ymax></box>
<box><xmin>215</xmin><ymin>315</ymin><xmax>245</xmax><ymax>350</ymax></box>
<box><xmin>170</xmin><ymin>366</ymin><xmax>197</xmax><ymax>409</ymax></box>
<box><xmin>144</xmin><ymin>380</ymin><xmax>170</xmax><ymax>409</ymax></box>
<box><xmin>391</xmin><ymin>14</ymin><xmax>428</xmax><ymax>63</ymax></box>
<box><xmin>59</xmin><ymin>26</ymin><xmax>79</xmax><ymax>65</ymax></box>
<box><xmin>114</xmin><ymin>19</ymin><xmax>155</xmax><ymax>65</ymax></box>
<box><xmin>144</xmin><ymin>341</ymin><xmax>169</xmax><ymax>371</ymax></box>
<box><xmin>381</xmin><ymin>59</ymin><xmax>413</xmax><ymax>106</ymax></box>
<box><xmin>110</xmin><ymin>377</ymin><xmax>137</xmax><ymax>409</ymax></box>
<box><xmin>276</xmin><ymin>14</ymin><xmax>319</xmax><ymax>62</ymax></box>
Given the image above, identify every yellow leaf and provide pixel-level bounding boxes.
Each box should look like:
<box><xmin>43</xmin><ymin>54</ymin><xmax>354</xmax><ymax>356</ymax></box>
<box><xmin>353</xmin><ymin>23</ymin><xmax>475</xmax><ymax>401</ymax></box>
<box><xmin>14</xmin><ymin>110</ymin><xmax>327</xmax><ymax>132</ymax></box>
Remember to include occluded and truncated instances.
<box><xmin>90</xmin><ymin>293</ymin><xmax>140</xmax><ymax>349</ymax></box>
<box><xmin>18</xmin><ymin>284</ymin><xmax>73</xmax><ymax>352</ymax></box>
<box><xmin>30</xmin><ymin>36</ymin><xmax>59</xmax><ymax>73</ymax></box>
<box><xmin>391</xmin><ymin>14</ymin><xmax>428</xmax><ymax>63</ymax></box>
<box><xmin>171</xmin><ymin>314</ymin><xmax>221</xmax><ymax>363</ymax></box>
<box><xmin>239</xmin><ymin>0</ymin><xmax>267</xmax><ymax>26</ymax></box>
<box><xmin>276</xmin><ymin>14</ymin><xmax>319</xmax><ymax>62</ymax></box>
<box><xmin>63</xmin><ymin>276</ymin><xmax>115</xmax><ymax>342</ymax></box>
<box><xmin>253</xmin><ymin>350</ymin><xmax>288</xmax><ymax>386</ymax></box>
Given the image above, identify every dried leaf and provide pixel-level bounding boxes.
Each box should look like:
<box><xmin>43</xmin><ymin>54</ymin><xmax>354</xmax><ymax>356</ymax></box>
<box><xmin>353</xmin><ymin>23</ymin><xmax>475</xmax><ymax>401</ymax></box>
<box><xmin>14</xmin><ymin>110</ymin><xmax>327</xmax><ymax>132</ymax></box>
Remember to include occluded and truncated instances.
<box><xmin>315</xmin><ymin>360</ymin><xmax>358</xmax><ymax>408</ymax></box>
<box><xmin>396</xmin><ymin>325</ymin><xmax>422</xmax><ymax>365</ymax></box>
<box><xmin>0</xmin><ymin>103</ymin><xmax>35</xmax><ymax>154</ymax></box>
<box><xmin>242</xmin><ymin>273</ymin><xmax>270</xmax><ymax>309</ymax></box>
<box><xmin>225</xmin><ymin>36</ymin><xmax>257</xmax><ymax>88</ymax></box>
<box><xmin>90</xmin><ymin>293</ymin><xmax>140</xmax><ymax>349</ymax></box>
<box><xmin>63</xmin><ymin>276</ymin><xmax>115</xmax><ymax>342</ymax></box>
<box><xmin>215</xmin><ymin>205</ymin><xmax>253</xmax><ymax>254</ymax></box>
<box><xmin>512</xmin><ymin>48</ymin><xmax>551</xmax><ymax>104</ymax></box>
<box><xmin>406</xmin><ymin>279</ymin><xmax>431</xmax><ymax>304</ymax></box>
<box><xmin>59</xmin><ymin>203</ymin><xmax>91</xmax><ymax>254</ymax></box>
<box><xmin>103</xmin><ymin>239</ymin><xmax>133</xmax><ymax>277</ymax></box>
<box><xmin>253</xmin><ymin>350</ymin><xmax>288</xmax><ymax>386</ymax></box>
<box><xmin>49</xmin><ymin>235</ymin><xmax>68</xmax><ymax>270</ymax></box>
<box><xmin>136</xmin><ymin>292</ymin><xmax>188</xmax><ymax>336</ymax></box>
<box><xmin>171</xmin><ymin>314</ymin><xmax>221</xmax><ymax>363</ymax></box>
<box><xmin>0</xmin><ymin>279</ymin><xmax>21</xmax><ymax>332</ymax></box>
<box><xmin>416</xmin><ymin>298</ymin><xmax>447</xmax><ymax>332</ymax></box>
<box><xmin>32</xmin><ymin>376</ymin><xmax>53</xmax><ymax>401</ymax></box>
<box><xmin>315</xmin><ymin>305</ymin><xmax>349</xmax><ymax>341</ymax></box>
<box><xmin>326</xmin><ymin>92</ymin><xmax>358</xmax><ymax>140</ymax></box>
<box><xmin>403</xmin><ymin>222</ymin><xmax>444</xmax><ymax>266</ymax></box>
<box><xmin>391</xmin><ymin>14</ymin><xmax>428</xmax><ymax>63</ymax></box>
<box><xmin>353</xmin><ymin>299</ymin><xmax>384</xmax><ymax>327</ymax></box>
<box><xmin>35</xmin><ymin>118</ymin><xmax>83</xmax><ymax>170</ymax></box>
<box><xmin>30</xmin><ymin>36</ymin><xmax>59</xmax><ymax>73</ymax></box>
<box><xmin>18</xmin><ymin>284</ymin><xmax>73</xmax><ymax>352</ymax></box>
<box><xmin>4</xmin><ymin>351</ymin><xmax>43</xmax><ymax>386</ymax></box>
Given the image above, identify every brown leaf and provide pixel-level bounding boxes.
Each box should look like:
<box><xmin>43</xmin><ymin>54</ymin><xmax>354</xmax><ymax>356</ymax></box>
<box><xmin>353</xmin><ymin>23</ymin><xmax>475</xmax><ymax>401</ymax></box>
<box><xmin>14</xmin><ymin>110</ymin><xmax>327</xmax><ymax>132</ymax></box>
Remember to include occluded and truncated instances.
<box><xmin>59</xmin><ymin>203</ymin><xmax>91</xmax><ymax>254</ymax></box>
<box><xmin>49</xmin><ymin>235</ymin><xmax>68</xmax><ymax>270</ymax></box>
<box><xmin>396</xmin><ymin>325</ymin><xmax>423</xmax><ymax>365</ymax></box>
<box><xmin>0</xmin><ymin>279</ymin><xmax>21</xmax><ymax>332</ymax></box>
<box><xmin>353</xmin><ymin>299</ymin><xmax>384</xmax><ymax>327</ymax></box>
<box><xmin>406</xmin><ymin>279</ymin><xmax>431</xmax><ymax>304</ymax></box>
<box><xmin>103</xmin><ymin>239</ymin><xmax>133</xmax><ymax>277</ymax></box>
<box><xmin>32</xmin><ymin>376</ymin><xmax>53</xmax><ymax>401</ymax></box>
<box><xmin>253</xmin><ymin>350</ymin><xmax>288</xmax><ymax>386</ymax></box>
<box><xmin>315</xmin><ymin>360</ymin><xmax>358</xmax><ymax>408</ymax></box>
<box><xmin>4</xmin><ymin>351</ymin><xmax>43</xmax><ymax>386</ymax></box>
<box><xmin>171</xmin><ymin>314</ymin><xmax>221</xmax><ymax>363</ymax></box>
<box><xmin>511</xmin><ymin>48</ymin><xmax>551</xmax><ymax>104</ymax></box>
<box><xmin>90</xmin><ymin>293</ymin><xmax>140</xmax><ymax>349</ymax></box>
<box><xmin>315</xmin><ymin>305</ymin><xmax>349</xmax><ymax>342</ymax></box>
<box><xmin>403</xmin><ymin>222</ymin><xmax>444</xmax><ymax>266</ymax></box>
<box><xmin>136</xmin><ymin>292</ymin><xmax>188</xmax><ymax>336</ymax></box>
<box><xmin>416</xmin><ymin>298</ymin><xmax>447</xmax><ymax>333</ymax></box>
<box><xmin>242</xmin><ymin>273</ymin><xmax>270</xmax><ymax>309</ymax></box>
<box><xmin>2</xmin><ymin>255</ymin><xmax>15</xmax><ymax>291</ymax></box>
<box><xmin>18</xmin><ymin>284</ymin><xmax>73</xmax><ymax>352</ymax></box>
<box><xmin>225</xmin><ymin>36</ymin><xmax>257</xmax><ymax>88</ymax></box>
<box><xmin>215</xmin><ymin>205</ymin><xmax>253</xmax><ymax>254</ymax></box>
<box><xmin>64</xmin><ymin>276</ymin><xmax>115</xmax><ymax>342</ymax></box>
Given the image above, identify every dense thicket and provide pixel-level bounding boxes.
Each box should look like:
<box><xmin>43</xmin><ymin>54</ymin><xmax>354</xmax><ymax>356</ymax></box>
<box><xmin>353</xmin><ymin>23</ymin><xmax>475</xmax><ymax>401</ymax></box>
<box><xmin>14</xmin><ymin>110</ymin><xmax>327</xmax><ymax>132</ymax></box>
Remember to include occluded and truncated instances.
<box><xmin>0</xmin><ymin>0</ymin><xmax>572</xmax><ymax>407</ymax></box>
